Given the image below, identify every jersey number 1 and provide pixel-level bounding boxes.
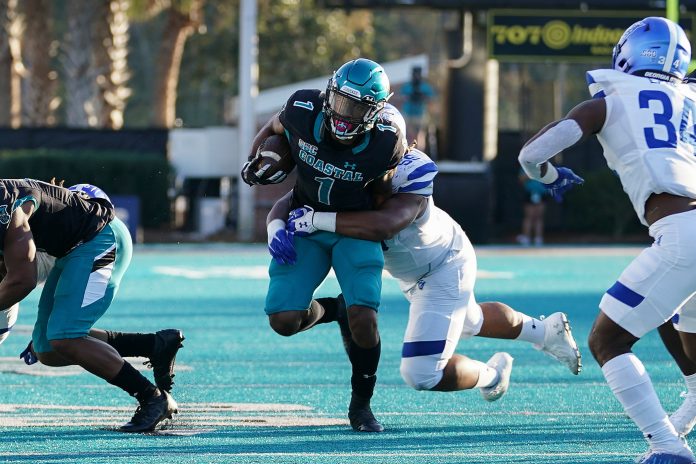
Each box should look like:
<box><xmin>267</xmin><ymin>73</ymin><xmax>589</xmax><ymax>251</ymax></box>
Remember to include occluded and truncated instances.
<box><xmin>314</xmin><ymin>176</ymin><xmax>334</xmax><ymax>205</ymax></box>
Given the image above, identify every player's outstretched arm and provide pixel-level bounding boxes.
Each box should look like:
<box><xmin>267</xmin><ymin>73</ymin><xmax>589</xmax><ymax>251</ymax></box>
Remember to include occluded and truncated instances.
<box><xmin>518</xmin><ymin>98</ymin><xmax>605</xmax><ymax>201</ymax></box>
<box><xmin>519</xmin><ymin>98</ymin><xmax>605</xmax><ymax>181</ymax></box>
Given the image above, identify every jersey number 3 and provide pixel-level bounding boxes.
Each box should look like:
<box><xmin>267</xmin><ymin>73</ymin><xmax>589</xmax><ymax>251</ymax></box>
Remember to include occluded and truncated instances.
<box><xmin>639</xmin><ymin>90</ymin><xmax>696</xmax><ymax>149</ymax></box>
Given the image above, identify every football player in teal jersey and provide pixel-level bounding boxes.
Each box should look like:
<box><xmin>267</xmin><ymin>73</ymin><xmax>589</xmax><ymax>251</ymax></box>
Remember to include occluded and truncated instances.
<box><xmin>242</xmin><ymin>58</ymin><xmax>406</xmax><ymax>432</ymax></box>
<box><xmin>0</xmin><ymin>179</ymin><xmax>180</xmax><ymax>433</ymax></box>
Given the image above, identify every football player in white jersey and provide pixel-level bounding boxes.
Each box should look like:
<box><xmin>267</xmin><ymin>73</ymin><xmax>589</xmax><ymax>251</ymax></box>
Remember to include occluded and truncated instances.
<box><xmin>279</xmin><ymin>147</ymin><xmax>581</xmax><ymax>404</ymax></box>
<box><xmin>518</xmin><ymin>16</ymin><xmax>696</xmax><ymax>464</ymax></box>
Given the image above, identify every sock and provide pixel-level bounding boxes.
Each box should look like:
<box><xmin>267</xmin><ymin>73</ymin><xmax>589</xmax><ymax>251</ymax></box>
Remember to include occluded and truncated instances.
<box><xmin>473</xmin><ymin>359</ymin><xmax>500</xmax><ymax>388</ymax></box>
<box><xmin>347</xmin><ymin>338</ymin><xmax>381</xmax><ymax>401</ymax></box>
<box><xmin>313</xmin><ymin>297</ymin><xmax>339</xmax><ymax>325</ymax></box>
<box><xmin>109</xmin><ymin>361</ymin><xmax>159</xmax><ymax>400</ymax></box>
<box><xmin>602</xmin><ymin>353</ymin><xmax>682</xmax><ymax>452</ymax></box>
<box><xmin>516</xmin><ymin>314</ymin><xmax>546</xmax><ymax>345</ymax></box>
<box><xmin>106</xmin><ymin>331</ymin><xmax>156</xmax><ymax>358</ymax></box>
<box><xmin>684</xmin><ymin>372</ymin><xmax>696</xmax><ymax>394</ymax></box>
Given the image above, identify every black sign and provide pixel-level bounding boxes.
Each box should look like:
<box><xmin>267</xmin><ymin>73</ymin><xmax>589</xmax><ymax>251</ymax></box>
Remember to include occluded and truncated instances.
<box><xmin>489</xmin><ymin>11</ymin><xmax>694</xmax><ymax>61</ymax></box>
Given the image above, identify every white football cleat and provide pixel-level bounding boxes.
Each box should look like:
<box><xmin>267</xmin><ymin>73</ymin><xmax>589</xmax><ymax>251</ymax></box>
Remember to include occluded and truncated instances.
<box><xmin>670</xmin><ymin>392</ymin><xmax>696</xmax><ymax>437</ymax></box>
<box><xmin>480</xmin><ymin>352</ymin><xmax>514</xmax><ymax>402</ymax></box>
<box><xmin>534</xmin><ymin>312</ymin><xmax>582</xmax><ymax>375</ymax></box>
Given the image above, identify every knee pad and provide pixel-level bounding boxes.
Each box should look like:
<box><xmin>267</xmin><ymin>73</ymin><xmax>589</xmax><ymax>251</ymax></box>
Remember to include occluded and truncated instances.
<box><xmin>400</xmin><ymin>356</ymin><xmax>443</xmax><ymax>391</ymax></box>
<box><xmin>0</xmin><ymin>303</ymin><xmax>18</xmax><ymax>345</ymax></box>
<box><xmin>460</xmin><ymin>303</ymin><xmax>484</xmax><ymax>339</ymax></box>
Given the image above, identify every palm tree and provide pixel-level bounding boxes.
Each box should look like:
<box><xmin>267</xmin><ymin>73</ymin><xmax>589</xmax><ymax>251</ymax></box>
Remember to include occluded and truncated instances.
<box><xmin>130</xmin><ymin>0</ymin><xmax>203</xmax><ymax>128</ymax></box>
<box><xmin>62</xmin><ymin>0</ymin><xmax>131</xmax><ymax>129</ymax></box>
<box><xmin>20</xmin><ymin>0</ymin><xmax>58</xmax><ymax>126</ymax></box>
<box><xmin>62</xmin><ymin>0</ymin><xmax>99</xmax><ymax>127</ymax></box>
<box><xmin>93</xmin><ymin>0</ymin><xmax>132</xmax><ymax>129</ymax></box>
<box><xmin>0</xmin><ymin>0</ymin><xmax>21</xmax><ymax>127</ymax></box>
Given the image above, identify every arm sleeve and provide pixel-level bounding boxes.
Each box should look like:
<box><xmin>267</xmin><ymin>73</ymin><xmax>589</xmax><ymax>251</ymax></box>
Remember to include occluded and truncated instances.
<box><xmin>518</xmin><ymin>119</ymin><xmax>583</xmax><ymax>182</ymax></box>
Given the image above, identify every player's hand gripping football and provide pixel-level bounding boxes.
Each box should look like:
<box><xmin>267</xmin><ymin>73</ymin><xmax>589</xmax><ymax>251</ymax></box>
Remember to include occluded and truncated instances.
<box><xmin>545</xmin><ymin>167</ymin><xmax>584</xmax><ymax>203</ymax></box>
<box><xmin>267</xmin><ymin>220</ymin><xmax>296</xmax><ymax>265</ymax></box>
<box><xmin>241</xmin><ymin>158</ymin><xmax>282</xmax><ymax>186</ymax></box>
<box><xmin>286</xmin><ymin>206</ymin><xmax>318</xmax><ymax>237</ymax></box>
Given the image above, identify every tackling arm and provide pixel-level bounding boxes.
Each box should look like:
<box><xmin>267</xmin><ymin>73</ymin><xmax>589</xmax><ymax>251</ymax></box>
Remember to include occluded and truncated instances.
<box><xmin>288</xmin><ymin>193</ymin><xmax>426</xmax><ymax>242</ymax></box>
<box><xmin>335</xmin><ymin>193</ymin><xmax>426</xmax><ymax>241</ymax></box>
<box><xmin>366</xmin><ymin>168</ymin><xmax>396</xmax><ymax>209</ymax></box>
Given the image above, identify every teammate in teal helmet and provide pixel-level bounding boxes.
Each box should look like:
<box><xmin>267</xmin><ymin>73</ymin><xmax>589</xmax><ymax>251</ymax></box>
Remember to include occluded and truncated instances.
<box><xmin>241</xmin><ymin>58</ymin><xmax>406</xmax><ymax>433</ymax></box>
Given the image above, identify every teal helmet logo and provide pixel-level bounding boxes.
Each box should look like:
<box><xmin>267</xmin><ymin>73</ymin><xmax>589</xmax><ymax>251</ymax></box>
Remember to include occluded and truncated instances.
<box><xmin>324</xmin><ymin>58</ymin><xmax>393</xmax><ymax>140</ymax></box>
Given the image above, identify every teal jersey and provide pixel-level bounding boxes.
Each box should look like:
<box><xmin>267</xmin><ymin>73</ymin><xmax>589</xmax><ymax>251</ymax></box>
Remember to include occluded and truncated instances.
<box><xmin>279</xmin><ymin>89</ymin><xmax>405</xmax><ymax>212</ymax></box>
<box><xmin>0</xmin><ymin>179</ymin><xmax>114</xmax><ymax>257</ymax></box>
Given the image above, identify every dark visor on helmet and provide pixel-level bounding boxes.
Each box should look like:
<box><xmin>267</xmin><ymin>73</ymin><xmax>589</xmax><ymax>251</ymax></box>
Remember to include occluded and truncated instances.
<box><xmin>328</xmin><ymin>91</ymin><xmax>373</xmax><ymax>122</ymax></box>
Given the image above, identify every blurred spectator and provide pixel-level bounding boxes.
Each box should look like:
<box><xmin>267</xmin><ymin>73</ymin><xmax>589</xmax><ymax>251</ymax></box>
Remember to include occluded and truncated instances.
<box><xmin>517</xmin><ymin>170</ymin><xmax>548</xmax><ymax>246</ymax></box>
<box><xmin>400</xmin><ymin>66</ymin><xmax>436</xmax><ymax>149</ymax></box>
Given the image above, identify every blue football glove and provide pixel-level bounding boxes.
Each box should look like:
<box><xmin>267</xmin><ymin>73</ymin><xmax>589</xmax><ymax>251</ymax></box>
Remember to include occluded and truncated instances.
<box><xmin>545</xmin><ymin>167</ymin><xmax>584</xmax><ymax>203</ymax></box>
<box><xmin>267</xmin><ymin>221</ymin><xmax>296</xmax><ymax>265</ymax></box>
<box><xmin>20</xmin><ymin>340</ymin><xmax>37</xmax><ymax>365</ymax></box>
<box><xmin>287</xmin><ymin>206</ymin><xmax>317</xmax><ymax>237</ymax></box>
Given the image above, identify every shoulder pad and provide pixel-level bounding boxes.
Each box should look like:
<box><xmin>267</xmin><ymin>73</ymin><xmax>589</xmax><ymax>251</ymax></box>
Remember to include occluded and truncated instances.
<box><xmin>285</xmin><ymin>89</ymin><xmax>322</xmax><ymax>112</ymax></box>
<box><xmin>392</xmin><ymin>149</ymin><xmax>437</xmax><ymax>196</ymax></box>
<box><xmin>586</xmin><ymin>69</ymin><xmax>651</xmax><ymax>98</ymax></box>
<box><xmin>378</xmin><ymin>104</ymin><xmax>406</xmax><ymax>135</ymax></box>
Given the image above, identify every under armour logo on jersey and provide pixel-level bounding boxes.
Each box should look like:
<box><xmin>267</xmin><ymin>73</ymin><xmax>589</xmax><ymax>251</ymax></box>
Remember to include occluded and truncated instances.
<box><xmin>0</xmin><ymin>205</ymin><xmax>10</xmax><ymax>225</ymax></box>
<box><xmin>299</xmin><ymin>221</ymin><xmax>309</xmax><ymax>228</ymax></box>
<box><xmin>417</xmin><ymin>279</ymin><xmax>426</xmax><ymax>290</ymax></box>
<box><xmin>344</xmin><ymin>162</ymin><xmax>357</xmax><ymax>170</ymax></box>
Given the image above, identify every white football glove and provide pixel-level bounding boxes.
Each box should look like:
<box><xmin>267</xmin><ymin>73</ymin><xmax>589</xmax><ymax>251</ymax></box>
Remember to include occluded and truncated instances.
<box><xmin>287</xmin><ymin>206</ymin><xmax>317</xmax><ymax>237</ymax></box>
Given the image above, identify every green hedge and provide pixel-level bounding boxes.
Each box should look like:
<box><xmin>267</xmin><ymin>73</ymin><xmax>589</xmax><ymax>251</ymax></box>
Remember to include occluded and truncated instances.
<box><xmin>0</xmin><ymin>149</ymin><xmax>171</xmax><ymax>227</ymax></box>
<box><xmin>563</xmin><ymin>169</ymin><xmax>643</xmax><ymax>238</ymax></box>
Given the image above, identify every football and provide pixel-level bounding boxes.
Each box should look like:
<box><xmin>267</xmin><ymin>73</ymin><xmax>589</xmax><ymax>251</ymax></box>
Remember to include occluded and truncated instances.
<box><xmin>253</xmin><ymin>134</ymin><xmax>295</xmax><ymax>184</ymax></box>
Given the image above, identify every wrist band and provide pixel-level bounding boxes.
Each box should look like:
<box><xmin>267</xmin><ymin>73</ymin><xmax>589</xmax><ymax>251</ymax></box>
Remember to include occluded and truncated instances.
<box><xmin>313</xmin><ymin>212</ymin><xmax>337</xmax><ymax>233</ymax></box>
<box><xmin>539</xmin><ymin>163</ymin><xmax>559</xmax><ymax>184</ymax></box>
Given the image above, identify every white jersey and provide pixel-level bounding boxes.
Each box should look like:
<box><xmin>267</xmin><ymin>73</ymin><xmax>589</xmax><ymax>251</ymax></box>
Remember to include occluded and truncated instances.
<box><xmin>383</xmin><ymin>149</ymin><xmax>466</xmax><ymax>288</ymax></box>
<box><xmin>587</xmin><ymin>69</ymin><xmax>696</xmax><ymax>225</ymax></box>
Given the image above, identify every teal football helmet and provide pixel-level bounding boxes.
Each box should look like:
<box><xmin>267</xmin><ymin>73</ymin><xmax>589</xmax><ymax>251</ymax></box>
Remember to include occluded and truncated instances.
<box><xmin>324</xmin><ymin>58</ymin><xmax>393</xmax><ymax>140</ymax></box>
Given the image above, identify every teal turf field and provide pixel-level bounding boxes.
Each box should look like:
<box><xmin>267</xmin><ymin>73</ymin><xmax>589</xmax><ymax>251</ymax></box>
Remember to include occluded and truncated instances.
<box><xmin>0</xmin><ymin>244</ymin><xmax>687</xmax><ymax>463</ymax></box>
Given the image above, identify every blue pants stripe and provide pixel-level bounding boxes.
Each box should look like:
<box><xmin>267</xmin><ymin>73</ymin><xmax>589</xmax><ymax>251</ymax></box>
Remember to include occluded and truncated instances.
<box><xmin>606</xmin><ymin>281</ymin><xmax>645</xmax><ymax>308</ymax></box>
<box><xmin>402</xmin><ymin>340</ymin><xmax>446</xmax><ymax>358</ymax></box>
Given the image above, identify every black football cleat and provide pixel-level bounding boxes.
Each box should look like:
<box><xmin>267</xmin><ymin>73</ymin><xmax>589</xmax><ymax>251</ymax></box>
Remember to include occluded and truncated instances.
<box><xmin>147</xmin><ymin>329</ymin><xmax>185</xmax><ymax>392</ymax></box>
<box><xmin>120</xmin><ymin>390</ymin><xmax>178</xmax><ymax>433</ymax></box>
<box><xmin>348</xmin><ymin>394</ymin><xmax>384</xmax><ymax>433</ymax></box>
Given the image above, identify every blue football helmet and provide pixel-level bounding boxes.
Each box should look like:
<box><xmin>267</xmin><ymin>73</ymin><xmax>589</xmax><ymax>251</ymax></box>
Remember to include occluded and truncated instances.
<box><xmin>324</xmin><ymin>58</ymin><xmax>393</xmax><ymax>140</ymax></box>
<box><xmin>69</xmin><ymin>183</ymin><xmax>112</xmax><ymax>204</ymax></box>
<box><xmin>612</xmin><ymin>17</ymin><xmax>691</xmax><ymax>81</ymax></box>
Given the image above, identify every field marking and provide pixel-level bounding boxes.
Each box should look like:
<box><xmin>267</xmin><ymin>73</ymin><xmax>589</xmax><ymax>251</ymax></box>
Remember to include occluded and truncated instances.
<box><xmin>0</xmin><ymin>402</ymin><xmax>347</xmax><ymax>430</ymax></box>
<box><xmin>0</xmin><ymin>356</ymin><xmax>192</xmax><ymax>377</ymax></box>
<box><xmin>6</xmin><ymin>451</ymin><xmax>633</xmax><ymax>458</ymax></box>
<box><xmin>152</xmin><ymin>265</ymin><xmax>513</xmax><ymax>280</ymax></box>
